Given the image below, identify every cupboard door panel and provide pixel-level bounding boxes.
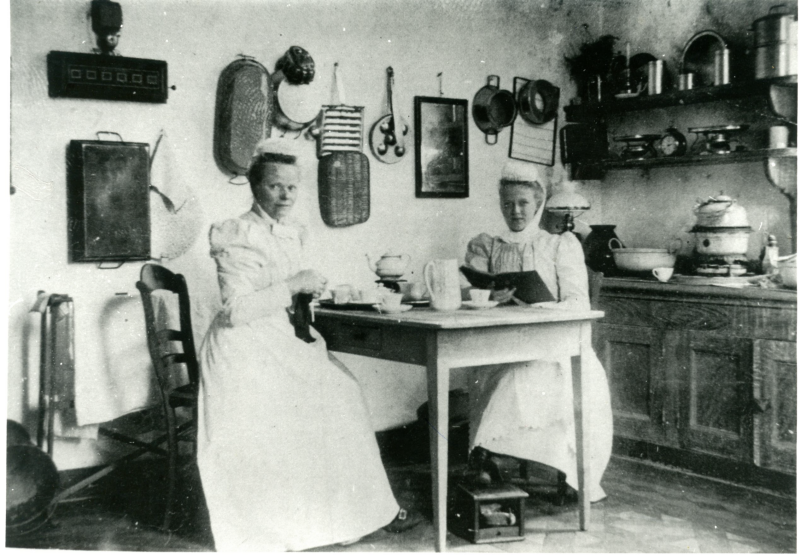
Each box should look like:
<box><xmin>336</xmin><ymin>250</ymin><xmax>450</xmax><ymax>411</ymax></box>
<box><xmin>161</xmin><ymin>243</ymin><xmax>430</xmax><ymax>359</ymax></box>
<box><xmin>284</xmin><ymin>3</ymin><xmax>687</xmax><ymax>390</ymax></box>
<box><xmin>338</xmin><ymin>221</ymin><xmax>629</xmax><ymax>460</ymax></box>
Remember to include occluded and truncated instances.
<box><xmin>753</xmin><ymin>340</ymin><xmax>797</xmax><ymax>474</ymax></box>
<box><xmin>595</xmin><ymin>324</ymin><xmax>668</xmax><ymax>444</ymax></box>
<box><xmin>679</xmin><ymin>333</ymin><xmax>753</xmax><ymax>462</ymax></box>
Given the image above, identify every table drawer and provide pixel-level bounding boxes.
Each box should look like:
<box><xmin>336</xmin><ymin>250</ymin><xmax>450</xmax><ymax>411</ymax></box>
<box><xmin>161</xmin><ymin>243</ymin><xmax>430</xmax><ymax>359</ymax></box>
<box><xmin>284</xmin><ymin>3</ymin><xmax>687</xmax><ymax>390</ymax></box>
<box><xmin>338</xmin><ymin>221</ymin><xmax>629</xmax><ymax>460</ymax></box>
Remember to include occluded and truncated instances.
<box><xmin>329</xmin><ymin>323</ymin><xmax>383</xmax><ymax>351</ymax></box>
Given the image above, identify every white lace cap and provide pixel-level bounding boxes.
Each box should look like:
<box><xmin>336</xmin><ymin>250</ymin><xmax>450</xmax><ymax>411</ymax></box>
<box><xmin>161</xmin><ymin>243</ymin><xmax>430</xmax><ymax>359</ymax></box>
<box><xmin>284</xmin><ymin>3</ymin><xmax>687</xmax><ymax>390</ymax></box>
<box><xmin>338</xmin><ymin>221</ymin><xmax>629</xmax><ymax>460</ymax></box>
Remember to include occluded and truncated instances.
<box><xmin>252</xmin><ymin>137</ymin><xmax>302</xmax><ymax>159</ymax></box>
<box><xmin>501</xmin><ymin>160</ymin><xmax>540</xmax><ymax>183</ymax></box>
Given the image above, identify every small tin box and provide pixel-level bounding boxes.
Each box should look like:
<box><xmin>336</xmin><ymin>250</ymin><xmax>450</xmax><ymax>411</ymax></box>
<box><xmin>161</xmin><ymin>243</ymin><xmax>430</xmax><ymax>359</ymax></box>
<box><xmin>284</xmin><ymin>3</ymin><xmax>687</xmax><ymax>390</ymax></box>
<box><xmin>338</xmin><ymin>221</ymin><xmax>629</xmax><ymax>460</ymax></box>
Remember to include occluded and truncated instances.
<box><xmin>449</xmin><ymin>483</ymin><xmax>529</xmax><ymax>544</ymax></box>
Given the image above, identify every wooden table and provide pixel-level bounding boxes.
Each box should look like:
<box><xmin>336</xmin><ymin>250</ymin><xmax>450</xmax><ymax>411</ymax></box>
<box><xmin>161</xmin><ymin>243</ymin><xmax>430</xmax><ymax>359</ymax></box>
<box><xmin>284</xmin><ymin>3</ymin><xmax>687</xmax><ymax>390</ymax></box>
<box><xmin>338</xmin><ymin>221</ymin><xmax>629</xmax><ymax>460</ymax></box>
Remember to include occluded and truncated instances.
<box><xmin>313</xmin><ymin>305</ymin><xmax>604</xmax><ymax>552</ymax></box>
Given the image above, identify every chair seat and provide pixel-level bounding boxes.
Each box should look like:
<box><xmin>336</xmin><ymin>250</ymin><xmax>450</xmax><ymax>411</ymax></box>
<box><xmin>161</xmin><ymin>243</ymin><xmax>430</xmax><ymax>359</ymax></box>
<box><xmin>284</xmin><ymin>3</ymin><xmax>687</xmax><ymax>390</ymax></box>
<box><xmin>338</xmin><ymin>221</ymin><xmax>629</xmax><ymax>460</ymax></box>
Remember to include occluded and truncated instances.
<box><xmin>168</xmin><ymin>384</ymin><xmax>197</xmax><ymax>408</ymax></box>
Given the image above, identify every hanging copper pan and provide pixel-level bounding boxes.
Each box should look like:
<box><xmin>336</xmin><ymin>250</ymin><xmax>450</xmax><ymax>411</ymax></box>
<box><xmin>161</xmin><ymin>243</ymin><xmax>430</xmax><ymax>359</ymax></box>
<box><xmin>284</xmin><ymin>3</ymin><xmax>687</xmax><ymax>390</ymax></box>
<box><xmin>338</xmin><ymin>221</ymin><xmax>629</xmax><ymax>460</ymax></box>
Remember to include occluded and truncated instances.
<box><xmin>472</xmin><ymin>75</ymin><xmax>517</xmax><ymax>145</ymax></box>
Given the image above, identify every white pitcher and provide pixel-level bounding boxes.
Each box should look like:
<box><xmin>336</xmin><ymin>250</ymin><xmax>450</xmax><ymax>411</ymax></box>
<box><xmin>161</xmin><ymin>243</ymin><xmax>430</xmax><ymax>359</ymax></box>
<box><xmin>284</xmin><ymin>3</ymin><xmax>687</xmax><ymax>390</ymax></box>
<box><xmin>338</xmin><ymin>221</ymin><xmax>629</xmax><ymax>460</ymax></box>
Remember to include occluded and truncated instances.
<box><xmin>423</xmin><ymin>259</ymin><xmax>462</xmax><ymax>311</ymax></box>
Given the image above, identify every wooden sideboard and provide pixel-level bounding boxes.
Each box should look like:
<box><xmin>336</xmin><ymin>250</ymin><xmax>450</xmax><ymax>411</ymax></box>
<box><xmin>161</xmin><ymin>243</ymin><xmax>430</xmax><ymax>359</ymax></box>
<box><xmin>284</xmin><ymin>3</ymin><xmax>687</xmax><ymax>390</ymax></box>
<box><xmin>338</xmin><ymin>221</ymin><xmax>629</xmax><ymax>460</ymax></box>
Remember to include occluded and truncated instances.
<box><xmin>594</xmin><ymin>278</ymin><xmax>797</xmax><ymax>481</ymax></box>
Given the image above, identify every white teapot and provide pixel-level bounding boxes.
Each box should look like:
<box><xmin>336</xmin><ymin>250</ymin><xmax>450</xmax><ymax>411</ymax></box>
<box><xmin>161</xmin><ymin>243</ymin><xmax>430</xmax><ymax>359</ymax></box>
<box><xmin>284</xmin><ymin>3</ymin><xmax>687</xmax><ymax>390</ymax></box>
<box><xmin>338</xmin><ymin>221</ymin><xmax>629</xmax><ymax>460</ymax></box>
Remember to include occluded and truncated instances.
<box><xmin>366</xmin><ymin>251</ymin><xmax>410</xmax><ymax>279</ymax></box>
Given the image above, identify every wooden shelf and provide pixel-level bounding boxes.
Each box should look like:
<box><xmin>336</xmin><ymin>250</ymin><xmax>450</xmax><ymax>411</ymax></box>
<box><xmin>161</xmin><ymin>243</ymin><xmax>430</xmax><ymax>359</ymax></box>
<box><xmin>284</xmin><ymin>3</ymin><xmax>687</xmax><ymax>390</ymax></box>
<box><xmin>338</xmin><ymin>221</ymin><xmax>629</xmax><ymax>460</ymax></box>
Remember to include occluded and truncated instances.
<box><xmin>564</xmin><ymin>76</ymin><xmax>797</xmax><ymax>123</ymax></box>
<box><xmin>600</xmin><ymin>147</ymin><xmax>797</xmax><ymax>170</ymax></box>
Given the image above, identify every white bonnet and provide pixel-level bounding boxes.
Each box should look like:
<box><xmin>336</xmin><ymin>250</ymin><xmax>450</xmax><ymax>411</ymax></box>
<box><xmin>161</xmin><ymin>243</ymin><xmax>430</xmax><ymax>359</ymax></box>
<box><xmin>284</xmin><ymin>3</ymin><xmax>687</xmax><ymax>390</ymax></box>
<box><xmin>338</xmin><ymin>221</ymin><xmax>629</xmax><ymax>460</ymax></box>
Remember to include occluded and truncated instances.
<box><xmin>252</xmin><ymin>137</ymin><xmax>301</xmax><ymax>160</ymax></box>
<box><xmin>501</xmin><ymin>160</ymin><xmax>540</xmax><ymax>183</ymax></box>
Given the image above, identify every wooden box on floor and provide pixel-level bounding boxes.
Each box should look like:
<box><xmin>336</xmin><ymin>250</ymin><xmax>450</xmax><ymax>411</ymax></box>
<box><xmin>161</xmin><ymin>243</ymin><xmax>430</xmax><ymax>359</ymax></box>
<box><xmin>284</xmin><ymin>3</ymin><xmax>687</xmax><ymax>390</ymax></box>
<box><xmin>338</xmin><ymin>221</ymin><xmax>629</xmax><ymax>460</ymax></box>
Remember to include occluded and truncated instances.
<box><xmin>449</xmin><ymin>483</ymin><xmax>528</xmax><ymax>544</ymax></box>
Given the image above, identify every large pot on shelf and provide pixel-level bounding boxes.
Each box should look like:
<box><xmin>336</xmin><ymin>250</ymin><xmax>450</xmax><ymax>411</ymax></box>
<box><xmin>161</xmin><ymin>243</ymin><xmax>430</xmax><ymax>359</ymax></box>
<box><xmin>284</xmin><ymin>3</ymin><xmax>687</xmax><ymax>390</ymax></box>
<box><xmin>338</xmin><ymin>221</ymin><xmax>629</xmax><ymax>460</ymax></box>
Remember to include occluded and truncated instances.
<box><xmin>753</xmin><ymin>5</ymin><xmax>798</xmax><ymax>79</ymax></box>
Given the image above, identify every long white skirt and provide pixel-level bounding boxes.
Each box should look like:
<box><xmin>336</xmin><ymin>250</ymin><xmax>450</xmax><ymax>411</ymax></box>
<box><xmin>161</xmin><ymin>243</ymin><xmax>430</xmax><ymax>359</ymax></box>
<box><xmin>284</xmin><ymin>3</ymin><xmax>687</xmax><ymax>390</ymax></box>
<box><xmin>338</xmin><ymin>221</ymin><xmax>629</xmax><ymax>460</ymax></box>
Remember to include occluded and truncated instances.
<box><xmin>468</xmin><ymin>348</ymin><xmax>613</xmax><ymax>502</ymax></box>
<box><xmin>197</xmin><ymin>313</ymin><xmax>399</xmax><ymax>551</ymax></box>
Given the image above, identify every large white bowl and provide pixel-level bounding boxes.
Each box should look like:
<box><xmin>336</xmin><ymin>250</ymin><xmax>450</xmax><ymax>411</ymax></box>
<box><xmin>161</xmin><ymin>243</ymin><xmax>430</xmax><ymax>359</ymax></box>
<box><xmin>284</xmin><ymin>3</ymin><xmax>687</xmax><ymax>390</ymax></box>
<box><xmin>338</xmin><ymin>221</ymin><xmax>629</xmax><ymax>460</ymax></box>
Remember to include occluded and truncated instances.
<box><xmin>612</xmin><ymin>248</ymin><xmax>677</xmax><ymax>272</ymax></box>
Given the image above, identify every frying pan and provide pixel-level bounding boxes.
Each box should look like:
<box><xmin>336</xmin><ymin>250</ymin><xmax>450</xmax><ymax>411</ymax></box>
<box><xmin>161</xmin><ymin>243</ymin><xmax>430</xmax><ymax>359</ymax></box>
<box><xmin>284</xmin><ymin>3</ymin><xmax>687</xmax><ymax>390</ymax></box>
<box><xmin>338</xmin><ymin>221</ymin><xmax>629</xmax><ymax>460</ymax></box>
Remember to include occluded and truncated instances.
<box><xmin>472</xmin><ymin>75</ymin><xmax>517</xmax><ymax>145</ymax></box>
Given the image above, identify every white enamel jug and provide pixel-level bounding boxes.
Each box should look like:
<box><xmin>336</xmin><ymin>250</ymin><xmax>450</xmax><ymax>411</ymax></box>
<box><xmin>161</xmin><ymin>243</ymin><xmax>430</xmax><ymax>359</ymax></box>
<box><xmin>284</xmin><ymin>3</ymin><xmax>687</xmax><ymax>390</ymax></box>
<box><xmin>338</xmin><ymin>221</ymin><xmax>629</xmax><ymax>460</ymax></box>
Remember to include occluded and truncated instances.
<box><xmin>423</xmin><ymin>259</ymin><xmax>462</xmax><ymax>311</ymax></box>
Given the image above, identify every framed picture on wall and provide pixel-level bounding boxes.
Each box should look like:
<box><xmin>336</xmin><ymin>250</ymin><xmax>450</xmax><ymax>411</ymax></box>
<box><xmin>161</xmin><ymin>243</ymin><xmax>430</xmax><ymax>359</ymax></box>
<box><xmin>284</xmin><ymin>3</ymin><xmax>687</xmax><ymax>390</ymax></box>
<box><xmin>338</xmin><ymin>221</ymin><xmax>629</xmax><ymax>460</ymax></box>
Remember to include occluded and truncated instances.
<box><xmin>414</xmin><ymin>96</ymin><xmax>469</xmax><ymax>198</ymax></box>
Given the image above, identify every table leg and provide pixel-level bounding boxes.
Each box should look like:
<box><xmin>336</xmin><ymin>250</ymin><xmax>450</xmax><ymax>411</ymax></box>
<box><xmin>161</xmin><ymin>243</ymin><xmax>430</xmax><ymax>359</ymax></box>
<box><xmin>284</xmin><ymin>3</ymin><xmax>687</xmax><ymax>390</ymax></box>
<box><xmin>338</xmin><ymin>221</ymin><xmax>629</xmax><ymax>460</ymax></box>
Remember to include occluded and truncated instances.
<box><xmin>571</xmin><ymin>321</ymin><xmax>592</xmax><ymax>530</ymax></box>
<box><xmin>426</xmin><ymin>332</ymin><xmax>449</xmax><ymax>552</ymax></box>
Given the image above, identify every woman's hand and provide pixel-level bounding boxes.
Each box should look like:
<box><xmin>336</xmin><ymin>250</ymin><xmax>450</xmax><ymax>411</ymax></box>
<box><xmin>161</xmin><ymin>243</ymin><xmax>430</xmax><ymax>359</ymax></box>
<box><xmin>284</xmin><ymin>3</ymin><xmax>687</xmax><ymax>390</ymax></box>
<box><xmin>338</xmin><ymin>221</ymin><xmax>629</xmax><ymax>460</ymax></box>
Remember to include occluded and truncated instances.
<box><xmin>531</xmin><ymin>301</ymin><xmax>561</xmax><ymax>309</ymax></box>
<box><xmin>287</xmin><ymin>269</ymin><xmax>328</xmax><ymax>297</ymax></box>
<box><xmin>491</xmin><ymin>287</ymin><xmax>517</xmax><ymax>304</ymax></box>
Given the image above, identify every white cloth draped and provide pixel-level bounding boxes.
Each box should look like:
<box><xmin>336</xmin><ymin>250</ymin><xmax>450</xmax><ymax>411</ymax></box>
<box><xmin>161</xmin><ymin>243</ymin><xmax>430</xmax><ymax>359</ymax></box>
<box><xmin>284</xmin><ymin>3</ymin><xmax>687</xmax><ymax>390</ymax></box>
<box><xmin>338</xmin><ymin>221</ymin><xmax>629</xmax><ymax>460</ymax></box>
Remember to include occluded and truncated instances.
<box><xmin>197</xmin><ymin>204</ymin><xmax>398</xmax><ymax>551</ymax></box>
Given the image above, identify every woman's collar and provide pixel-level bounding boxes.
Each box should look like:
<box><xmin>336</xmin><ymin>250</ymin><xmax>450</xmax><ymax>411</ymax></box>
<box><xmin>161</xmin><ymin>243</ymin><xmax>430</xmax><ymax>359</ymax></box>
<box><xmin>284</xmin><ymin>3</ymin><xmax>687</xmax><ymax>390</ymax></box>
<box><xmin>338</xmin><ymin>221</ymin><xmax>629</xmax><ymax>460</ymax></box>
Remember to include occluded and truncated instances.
<box><xmin>251</xmin><ymin>202</ymin><xmax>303</xmax><ymax>239</ymax></box>
<box><xmin>497</xmin><ymin>224</ymin><xmax>546</xmax><ymax>245</ymax></box>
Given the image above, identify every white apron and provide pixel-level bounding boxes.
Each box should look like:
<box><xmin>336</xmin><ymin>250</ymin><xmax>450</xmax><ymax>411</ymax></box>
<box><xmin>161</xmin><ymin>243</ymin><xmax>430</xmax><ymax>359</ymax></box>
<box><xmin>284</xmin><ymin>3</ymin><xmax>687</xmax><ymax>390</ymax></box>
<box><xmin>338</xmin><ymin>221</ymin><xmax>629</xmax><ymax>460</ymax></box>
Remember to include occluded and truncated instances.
<box><xmin>463</xmin><ymin>190</ymin><xmax>612</xmax><ymax>502</ymax></box>
<box><xmin>197</xmin><ymin>205</ymin><xmax>398</xmax><ymax>551</ymax></box>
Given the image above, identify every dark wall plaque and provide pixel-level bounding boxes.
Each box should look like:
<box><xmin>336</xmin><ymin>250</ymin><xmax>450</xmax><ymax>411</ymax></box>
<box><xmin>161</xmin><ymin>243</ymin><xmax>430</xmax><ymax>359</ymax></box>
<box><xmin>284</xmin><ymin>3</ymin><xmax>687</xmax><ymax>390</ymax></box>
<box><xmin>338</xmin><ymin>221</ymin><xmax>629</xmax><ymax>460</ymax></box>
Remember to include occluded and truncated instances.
<box><xmin>48</xmin><ymin>51</ymin><xmax>168</xmax><ymax>103</ymax></box>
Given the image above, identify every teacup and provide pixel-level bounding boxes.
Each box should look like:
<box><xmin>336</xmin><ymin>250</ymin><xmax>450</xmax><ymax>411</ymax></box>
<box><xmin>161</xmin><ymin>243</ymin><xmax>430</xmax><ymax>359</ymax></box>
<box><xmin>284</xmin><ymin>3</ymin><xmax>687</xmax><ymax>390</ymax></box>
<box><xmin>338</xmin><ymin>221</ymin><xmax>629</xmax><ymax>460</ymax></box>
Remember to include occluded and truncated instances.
<box><xmin>333</xmin><ymin>284</ymin><xmax>353</xmax><ymax>304</ymax></box>
<box><xmin>652</xmin><ymin>267</ymin><xmax>674</xmax><ymax>283</ymax></box>
<box><xmin>469</xmin><ymin>289</ymin><xmax>492</xmax><ymax>304</ymax></box>
<box><xmin>381</xmin><ymin>292</ymin><xmax>405</xmax><ymax>310</ymax></box>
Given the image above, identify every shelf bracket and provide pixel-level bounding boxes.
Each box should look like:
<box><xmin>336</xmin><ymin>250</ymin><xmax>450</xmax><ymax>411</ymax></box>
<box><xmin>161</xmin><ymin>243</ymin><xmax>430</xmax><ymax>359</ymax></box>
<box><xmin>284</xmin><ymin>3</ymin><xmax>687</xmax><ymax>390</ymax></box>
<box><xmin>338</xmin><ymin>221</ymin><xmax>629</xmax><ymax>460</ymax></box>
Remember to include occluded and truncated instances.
<box><xmin>765</xmin><ymin>156</ymin><xmax>797</xmax><ymax>253</ymax></box>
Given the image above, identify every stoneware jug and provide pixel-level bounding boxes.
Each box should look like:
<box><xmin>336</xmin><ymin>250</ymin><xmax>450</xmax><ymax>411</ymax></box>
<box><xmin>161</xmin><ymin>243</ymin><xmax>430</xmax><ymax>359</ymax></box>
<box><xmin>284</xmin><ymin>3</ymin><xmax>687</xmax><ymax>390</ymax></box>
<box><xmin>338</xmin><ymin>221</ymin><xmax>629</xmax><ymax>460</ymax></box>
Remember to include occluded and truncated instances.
<box><xmin>423</xmin><ymin>259</ymin><xmax>462</xmax><ymax>311</ymax></box>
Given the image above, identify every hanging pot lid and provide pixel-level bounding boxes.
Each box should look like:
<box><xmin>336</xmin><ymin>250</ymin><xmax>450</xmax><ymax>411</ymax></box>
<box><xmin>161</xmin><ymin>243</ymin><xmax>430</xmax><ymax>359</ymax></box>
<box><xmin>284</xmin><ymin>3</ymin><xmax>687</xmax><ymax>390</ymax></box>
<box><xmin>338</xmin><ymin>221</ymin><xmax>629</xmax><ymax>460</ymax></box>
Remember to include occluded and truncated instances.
<box><xmin>273</xmin><ymin>70</ymin><xmax>324</xmax><ymax>131</ymax></box>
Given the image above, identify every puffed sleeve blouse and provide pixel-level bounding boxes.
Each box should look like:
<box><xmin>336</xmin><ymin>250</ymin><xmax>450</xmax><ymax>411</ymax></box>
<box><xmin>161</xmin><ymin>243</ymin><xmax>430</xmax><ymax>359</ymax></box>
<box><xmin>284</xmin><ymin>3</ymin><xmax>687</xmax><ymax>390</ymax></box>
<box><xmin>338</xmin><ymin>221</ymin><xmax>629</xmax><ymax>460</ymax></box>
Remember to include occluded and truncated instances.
<box><xmin>209</xmin><ymin>203</ymin><xmax>308</xmax><ymax>326</ymax></box>
<box><xmin>465</xmin><ymin>228</ymin><xmax>590</xmax><ymax>310</ymax></box>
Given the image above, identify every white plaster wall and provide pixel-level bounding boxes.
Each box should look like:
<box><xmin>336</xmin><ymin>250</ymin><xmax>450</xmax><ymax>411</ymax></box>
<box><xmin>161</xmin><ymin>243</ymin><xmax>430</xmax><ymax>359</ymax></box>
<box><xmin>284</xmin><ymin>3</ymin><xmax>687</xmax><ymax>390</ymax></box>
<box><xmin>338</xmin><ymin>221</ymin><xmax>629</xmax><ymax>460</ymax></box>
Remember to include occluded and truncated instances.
<box><xmin>10</xmin><ymin>0</ymin><xmax>597</xmax><ymax>468</ymax></box>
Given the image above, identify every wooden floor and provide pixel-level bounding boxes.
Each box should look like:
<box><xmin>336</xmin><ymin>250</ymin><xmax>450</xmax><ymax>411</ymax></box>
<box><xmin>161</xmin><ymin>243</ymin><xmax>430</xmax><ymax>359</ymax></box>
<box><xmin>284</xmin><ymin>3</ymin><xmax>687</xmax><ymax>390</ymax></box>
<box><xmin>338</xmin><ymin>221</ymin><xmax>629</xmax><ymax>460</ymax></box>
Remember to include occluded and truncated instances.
<box><xmin>7</xmin><ymin>448</ymin><xmax>795</xmax><ymax>553</ymax></box>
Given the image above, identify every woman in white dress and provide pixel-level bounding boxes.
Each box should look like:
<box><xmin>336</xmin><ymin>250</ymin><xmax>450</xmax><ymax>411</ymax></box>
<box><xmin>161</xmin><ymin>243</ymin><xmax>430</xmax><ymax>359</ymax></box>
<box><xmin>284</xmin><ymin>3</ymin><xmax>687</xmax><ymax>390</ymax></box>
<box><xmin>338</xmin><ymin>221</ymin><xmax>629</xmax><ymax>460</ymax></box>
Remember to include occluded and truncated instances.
<box><xmin>197</xmin><ymin>139</ymin><xmax>418</xmax><ymax>551</ymax></box>
<box><xmin>463</xmin><ymin>161</ymin><xmax>612</xmax><ymax>502</ymax></box>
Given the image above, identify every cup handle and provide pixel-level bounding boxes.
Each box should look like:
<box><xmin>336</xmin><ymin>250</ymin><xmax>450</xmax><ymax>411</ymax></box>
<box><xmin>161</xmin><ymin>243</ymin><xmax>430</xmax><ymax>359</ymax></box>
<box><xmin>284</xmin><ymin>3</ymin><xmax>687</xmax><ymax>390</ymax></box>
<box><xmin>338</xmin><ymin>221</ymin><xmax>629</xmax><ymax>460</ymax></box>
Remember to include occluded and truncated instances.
<box><xmin>652</xmin><ymin>268</ymin><xmax>661</xmax><ymax>281</ymax></box>
<box><xmin>608</xmin><ymin>237</ymin><xmax>623</xmax><ymax>250</ymax></box>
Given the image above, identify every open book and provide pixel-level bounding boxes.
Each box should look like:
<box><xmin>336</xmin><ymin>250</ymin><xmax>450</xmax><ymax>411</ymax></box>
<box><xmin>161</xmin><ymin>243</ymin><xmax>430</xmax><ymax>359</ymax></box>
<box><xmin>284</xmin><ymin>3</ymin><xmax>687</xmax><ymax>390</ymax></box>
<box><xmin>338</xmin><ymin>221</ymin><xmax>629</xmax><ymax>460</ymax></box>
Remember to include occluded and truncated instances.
<box><xmin>460</xmin><ymin>266</ymin><xmax>556</xmax><ymax>305</ymax></box>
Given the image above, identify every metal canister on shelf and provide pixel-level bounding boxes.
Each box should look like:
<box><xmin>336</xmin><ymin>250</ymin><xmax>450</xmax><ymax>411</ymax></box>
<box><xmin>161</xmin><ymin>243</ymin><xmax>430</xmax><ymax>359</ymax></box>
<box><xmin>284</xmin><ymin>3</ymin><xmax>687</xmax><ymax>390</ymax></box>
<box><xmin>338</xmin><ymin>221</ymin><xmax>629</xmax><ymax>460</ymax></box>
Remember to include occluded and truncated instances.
<box><xmin>647</xmin><ymin>60</ymin><xmax>663</xmax><ymax>95</ymax></box>
<box><xmin>678</xmin><ymin>72</ymin><xmax>694</xmax><ymax>90</ymax></box>
<box><xmin>714</xmin><ymin>48</ymin><xmax>730</xmax><ymax>85</ymax></box>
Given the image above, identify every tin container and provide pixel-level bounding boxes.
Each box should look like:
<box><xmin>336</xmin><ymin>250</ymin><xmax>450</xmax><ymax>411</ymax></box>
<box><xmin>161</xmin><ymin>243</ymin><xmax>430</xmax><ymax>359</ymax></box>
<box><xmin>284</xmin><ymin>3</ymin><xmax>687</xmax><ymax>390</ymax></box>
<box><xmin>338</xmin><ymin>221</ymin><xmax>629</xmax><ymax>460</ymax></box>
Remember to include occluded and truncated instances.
<box><xmin>714</xmin><ymin>48</ymin><xmax>730</xmax><ymax>85</ymax></box>
<box><xmin>648</xmin><ymin>60</ymin><xmax>664</xmax><ymax>94</ymax></box>
<box><xmin>679</xmin><ymin>72</ymin><xmax>695</xmax><ymax>90</ymax></box>
<box><xmin>753</xmin><ymin>6</ymin><xmax>798</xmax><ymax>79</ymax></box>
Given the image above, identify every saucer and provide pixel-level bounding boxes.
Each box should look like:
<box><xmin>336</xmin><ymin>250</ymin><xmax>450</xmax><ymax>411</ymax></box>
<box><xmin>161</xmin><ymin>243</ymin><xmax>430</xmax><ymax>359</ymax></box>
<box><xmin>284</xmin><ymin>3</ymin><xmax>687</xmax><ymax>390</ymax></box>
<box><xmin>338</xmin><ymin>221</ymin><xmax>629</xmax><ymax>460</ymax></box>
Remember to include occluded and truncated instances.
<box><xmin>462</xmin><ymin>301</ymin><xmax>499</xmax><ymax>310</ymax></box>
<box><xmin>373</xmin><ymin>304</ymin><xmax>413</xmax><ymax>314</ymax></box>
<box><xmin>614</xmin><ymin>91</ymin><xmax>640</xmax><ymax>99</ymax></box>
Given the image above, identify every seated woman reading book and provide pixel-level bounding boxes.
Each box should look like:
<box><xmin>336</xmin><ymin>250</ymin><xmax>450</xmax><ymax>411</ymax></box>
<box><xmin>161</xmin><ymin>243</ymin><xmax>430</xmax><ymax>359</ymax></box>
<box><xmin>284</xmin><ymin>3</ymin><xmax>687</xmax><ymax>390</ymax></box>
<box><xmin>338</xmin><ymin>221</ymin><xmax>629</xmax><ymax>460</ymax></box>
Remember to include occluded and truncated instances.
<box><xmin>461</xmin><ymin>161</ymin><xmax>612</xmax><ymax>502</ymax></box>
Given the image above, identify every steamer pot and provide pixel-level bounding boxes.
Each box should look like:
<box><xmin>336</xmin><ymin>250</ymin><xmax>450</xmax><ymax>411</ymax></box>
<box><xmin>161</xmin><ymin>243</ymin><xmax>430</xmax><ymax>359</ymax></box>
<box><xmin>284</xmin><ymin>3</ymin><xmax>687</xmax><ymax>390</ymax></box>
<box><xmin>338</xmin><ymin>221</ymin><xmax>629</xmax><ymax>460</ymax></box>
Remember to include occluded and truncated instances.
<box><xmin>692</xmin><ymin>228</ymin><xmax>751</xmax><ymax>255</ymax></box>
<box><xmin>753</xmin><ymin>5</ymin><xmax>798</xmax><ymax>79</ymax></box>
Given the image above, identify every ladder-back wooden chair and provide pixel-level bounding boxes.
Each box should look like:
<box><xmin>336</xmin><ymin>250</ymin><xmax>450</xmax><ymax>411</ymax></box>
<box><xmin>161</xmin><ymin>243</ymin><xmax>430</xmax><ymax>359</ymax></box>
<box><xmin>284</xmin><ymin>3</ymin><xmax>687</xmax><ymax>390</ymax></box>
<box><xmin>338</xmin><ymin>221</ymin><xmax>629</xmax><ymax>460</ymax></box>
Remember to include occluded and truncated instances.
<box><xmin>136</xmin><ymin>263</ymin><xmax>200</xmax><ymax>531</ymax></box>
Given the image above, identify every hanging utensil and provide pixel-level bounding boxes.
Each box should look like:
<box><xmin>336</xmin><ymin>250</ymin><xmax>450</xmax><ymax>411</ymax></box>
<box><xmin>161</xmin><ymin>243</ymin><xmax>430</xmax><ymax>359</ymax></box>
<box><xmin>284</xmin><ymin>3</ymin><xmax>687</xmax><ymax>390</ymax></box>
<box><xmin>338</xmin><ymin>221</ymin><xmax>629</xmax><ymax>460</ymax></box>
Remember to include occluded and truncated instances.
<box><xmin>317</xmin><ymin>64</ymin><xmax>370</xmax><ymax>227</ymax></box>
<box><xmin>472</xmin><ymin>75</ymin><xmax>517</xmax><ymax>145</ymax></box>
<box><xmin>369</xmin><ymin>67</ymin><xmax>409</xmax><ymax>164</ymax></box>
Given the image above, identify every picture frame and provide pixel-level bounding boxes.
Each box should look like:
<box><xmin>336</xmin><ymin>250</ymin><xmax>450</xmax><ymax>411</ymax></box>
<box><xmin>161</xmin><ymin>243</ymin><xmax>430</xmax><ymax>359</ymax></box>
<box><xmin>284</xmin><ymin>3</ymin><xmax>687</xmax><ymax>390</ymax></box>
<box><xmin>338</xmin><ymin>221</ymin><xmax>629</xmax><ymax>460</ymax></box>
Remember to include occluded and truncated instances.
<box><xmin>414</xmin><ymin>96</ymin><xmax>469</xmax><ymax>198</ymax></box>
